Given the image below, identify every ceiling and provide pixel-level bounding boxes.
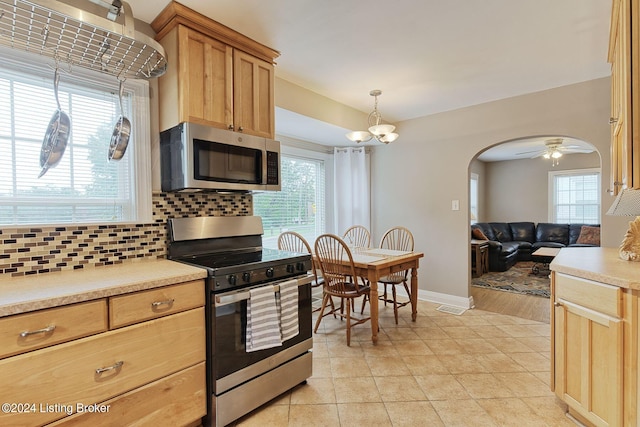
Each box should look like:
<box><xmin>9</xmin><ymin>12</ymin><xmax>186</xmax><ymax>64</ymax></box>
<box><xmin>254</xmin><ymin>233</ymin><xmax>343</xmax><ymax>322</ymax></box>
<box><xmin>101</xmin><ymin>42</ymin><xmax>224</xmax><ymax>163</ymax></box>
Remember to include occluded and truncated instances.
<box><xmin>126</xmin><ymin>0</ymin><xmax>612</xmax><ymax>151</ymax></box>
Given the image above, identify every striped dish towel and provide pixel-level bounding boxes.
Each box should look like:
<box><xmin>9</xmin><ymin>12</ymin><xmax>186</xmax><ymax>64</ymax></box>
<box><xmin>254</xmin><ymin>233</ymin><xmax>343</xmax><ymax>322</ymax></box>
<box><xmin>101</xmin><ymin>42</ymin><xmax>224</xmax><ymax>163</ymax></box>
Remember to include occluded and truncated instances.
<box><xmin>277</xmin><ymin>279</ymin><xmax>299</xmax><ymax>341</ymax></box>
<box><xmin>246</xmin><ymin>285</ymin><xmax>282</xmax><ymax>352</ymax></box>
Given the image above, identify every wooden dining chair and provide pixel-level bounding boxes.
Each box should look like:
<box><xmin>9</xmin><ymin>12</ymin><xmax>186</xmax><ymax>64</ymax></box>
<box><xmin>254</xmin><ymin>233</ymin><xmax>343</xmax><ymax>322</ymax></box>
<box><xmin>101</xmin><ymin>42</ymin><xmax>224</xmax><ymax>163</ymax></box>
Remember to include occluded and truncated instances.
<box><xmin>313</xmin><ymin>234</ymin><xmax>371</xmax><ymax>346</ymax></box>
<box><xmin>342</xmin><ymin>225</ymin><xmax>371</xmax><ymax>248</ymax></box>
<box><xmin>378</xmin><ymin>226</ymin><xmax>414</xmax><ymax>324</ymax></box>
<box><xmin>277</xmin><ymin>231</ymin><xmax>330</xmax><ymax>312</ymax></box>
<box><xmin>277</xmin><ymin>231</ymin><xmax>323</xmax><ymax>286</ymax></box>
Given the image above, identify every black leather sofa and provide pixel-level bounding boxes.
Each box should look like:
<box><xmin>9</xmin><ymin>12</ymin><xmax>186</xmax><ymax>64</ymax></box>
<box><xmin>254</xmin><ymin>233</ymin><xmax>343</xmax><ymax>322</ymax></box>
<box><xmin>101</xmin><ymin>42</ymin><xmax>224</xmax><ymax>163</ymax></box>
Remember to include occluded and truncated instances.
<box><xmin>471</xmin><ymin>222</ymin><xmax>600</xmax><ymax>272</ymax></box>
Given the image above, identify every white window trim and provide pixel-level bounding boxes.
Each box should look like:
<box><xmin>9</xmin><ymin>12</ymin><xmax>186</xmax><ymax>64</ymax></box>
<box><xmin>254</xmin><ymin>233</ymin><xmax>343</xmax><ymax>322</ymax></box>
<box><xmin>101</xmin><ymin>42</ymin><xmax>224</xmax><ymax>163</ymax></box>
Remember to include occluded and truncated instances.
<box><xmin>0</xmin><ymin>47</ymin><xmax>152</xmax><ymax>227</ymax></box>
<box><xmin>470</xmin><ymin>172</ymin><xmax>479</xmax><ymax>223</ymax></box>
<box><xmin>547</xmin><ymin>167</ymin><xmax>601</xmax><ymax>223</ymax></box>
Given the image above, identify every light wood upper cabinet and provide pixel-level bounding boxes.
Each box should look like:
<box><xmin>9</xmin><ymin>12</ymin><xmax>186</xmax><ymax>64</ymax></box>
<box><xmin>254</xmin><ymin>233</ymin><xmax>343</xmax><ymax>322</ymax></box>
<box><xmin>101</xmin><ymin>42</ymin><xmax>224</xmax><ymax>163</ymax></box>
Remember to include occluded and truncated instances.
<box><xmin>608</xmin><ymin>0</ymin><xmax>639</xmax><ymax>194</ymax></box>
<box><xmin>152</xmin><ymin>1</ymin><xmax>279</xmax><ymax>139</ymax></box>
<box><xmin>179</xmin><ymin>26</ymin><xmax>233</xmax><ymax>131</ymax></box>
<box><xmin>234</xmin><ymin>50</ymin><xmax>275</xmax><ymax>138</ymax></box>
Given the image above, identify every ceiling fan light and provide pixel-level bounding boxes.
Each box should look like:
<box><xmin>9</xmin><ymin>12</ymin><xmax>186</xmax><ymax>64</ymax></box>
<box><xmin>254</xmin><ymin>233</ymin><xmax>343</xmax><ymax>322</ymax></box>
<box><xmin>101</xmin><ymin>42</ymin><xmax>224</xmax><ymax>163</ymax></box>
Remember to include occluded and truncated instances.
<box><xmin>346</xmin><ymin>130</ymin><xmax>372</xmax><ymax>143</ymax></box>
<box><xmin>379</xmin><ymin>132</ymin><xmax>399</xmax><ymax>144</ymax></box>
<box><xmin>369</xmin><ymin>124</ymin><xmax>395</xmax><ymax>137</ymax></box>
<box><xmin>543</xmin><ymin>152</ymin><xmax>551</xmax><ymax>159</ymax></box>
<box><xmin>552</xmin><ymin>150</ymin><xmax>562</xmax><ymax>159</ymax></box>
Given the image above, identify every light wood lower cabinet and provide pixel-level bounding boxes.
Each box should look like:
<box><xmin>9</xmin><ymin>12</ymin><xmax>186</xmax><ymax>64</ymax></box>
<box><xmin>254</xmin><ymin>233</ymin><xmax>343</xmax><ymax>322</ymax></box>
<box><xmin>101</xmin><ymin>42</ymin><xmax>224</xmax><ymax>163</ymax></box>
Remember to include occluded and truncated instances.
<box><xmin>0</xmin><ymin>280</ymin><xmax>206</xmax><ymax>427</ymax></box>
<box><xmin>552</xmin><ymin>272</ymin><xmax>636</xmax><ymax>427</ymax></box>
<box><xmin>0</xmin><ymin>300</ymin><xmax>108</xmax><ymax>359</ymax></box>
<box><xmin>47</xmin><ymin>362</ymin><xmax>206</xmax><ymax>427</ymax></box>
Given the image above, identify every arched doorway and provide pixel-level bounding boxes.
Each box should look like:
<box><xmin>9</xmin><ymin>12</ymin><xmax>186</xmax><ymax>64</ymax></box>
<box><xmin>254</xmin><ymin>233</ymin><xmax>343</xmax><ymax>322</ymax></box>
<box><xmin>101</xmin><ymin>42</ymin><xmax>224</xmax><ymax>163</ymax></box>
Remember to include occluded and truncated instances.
<box><xmin>468</xmin><ymin>135</ymin><xmax>601</xmax><ymax>321</ymax></box>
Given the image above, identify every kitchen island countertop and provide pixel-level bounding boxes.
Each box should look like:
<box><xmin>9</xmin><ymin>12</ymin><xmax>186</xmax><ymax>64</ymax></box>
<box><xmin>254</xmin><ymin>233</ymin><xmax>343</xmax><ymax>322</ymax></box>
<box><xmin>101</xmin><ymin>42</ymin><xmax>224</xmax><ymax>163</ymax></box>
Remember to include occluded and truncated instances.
<box><xmin>0</xmin><ymin>259</ymin><xmax>207</xmax><ymax>317</ymax></box>
<box><xmin>550</xmin><ymin>246</ymin><xmax>640</xmax><ymax>290</ymax></box>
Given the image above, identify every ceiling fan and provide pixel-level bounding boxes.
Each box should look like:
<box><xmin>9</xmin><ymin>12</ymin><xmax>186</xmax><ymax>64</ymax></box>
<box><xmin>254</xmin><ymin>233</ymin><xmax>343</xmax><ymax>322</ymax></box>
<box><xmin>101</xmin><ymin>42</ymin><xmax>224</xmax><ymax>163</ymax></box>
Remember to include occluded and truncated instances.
<box><xmin>515</xmin><ymin>138</ymin><xmax>593</xmax><ymax>166</ymax></box>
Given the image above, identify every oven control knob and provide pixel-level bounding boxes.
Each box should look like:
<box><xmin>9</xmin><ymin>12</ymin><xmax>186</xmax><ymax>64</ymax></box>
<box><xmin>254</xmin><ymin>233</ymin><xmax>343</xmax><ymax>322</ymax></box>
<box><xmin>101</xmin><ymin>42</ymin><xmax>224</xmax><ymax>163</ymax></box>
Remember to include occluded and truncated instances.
<box><xmin>242</xmin><ymin>272</ymin><xmax>251</xmax><ymax>282</ymax></box>
<box><xmin>296</xmin><ymin>262</ymin><xmax>306</xmax><ymax>271</ymax></box>
<box><xmin>286</xmin><ymin>264</ymin><xmax>294</xmax><ymax>273</ymax></box>
<box><xmin>227</xmin><ymin>274</ymin><xmax>237</xmax><ymax>286</ymax></box>
<box><xmin>266</xmin><ymin>267</ymin><xmax>274</xmax><ymax>278</ymax></box>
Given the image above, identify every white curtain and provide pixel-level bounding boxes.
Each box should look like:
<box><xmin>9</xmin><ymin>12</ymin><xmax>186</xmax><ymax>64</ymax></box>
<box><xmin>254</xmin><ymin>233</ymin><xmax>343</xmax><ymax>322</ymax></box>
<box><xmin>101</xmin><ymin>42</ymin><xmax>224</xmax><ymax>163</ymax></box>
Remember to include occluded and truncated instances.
<box><xmin>334</xmin><ymin>147</ymin><xmax>370</xmax><ymax>235</ymax></box>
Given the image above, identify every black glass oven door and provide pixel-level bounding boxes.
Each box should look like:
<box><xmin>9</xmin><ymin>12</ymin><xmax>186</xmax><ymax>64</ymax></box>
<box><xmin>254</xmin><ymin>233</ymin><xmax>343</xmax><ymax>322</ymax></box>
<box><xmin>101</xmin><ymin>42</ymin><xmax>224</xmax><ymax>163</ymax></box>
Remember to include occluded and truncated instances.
<box><xmin>211</xmin><ymin>281</ymin><xmax>312</xmax><ymax>383</ymax></box>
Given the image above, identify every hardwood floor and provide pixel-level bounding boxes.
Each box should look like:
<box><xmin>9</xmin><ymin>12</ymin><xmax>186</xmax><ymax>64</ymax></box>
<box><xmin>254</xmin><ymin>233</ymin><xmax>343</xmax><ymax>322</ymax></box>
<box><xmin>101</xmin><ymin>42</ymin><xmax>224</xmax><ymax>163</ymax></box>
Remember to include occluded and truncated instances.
<box><xmin>470</xmin><ymin>286</ymin><xmax>550</xmax><ymax>323</ymax></box>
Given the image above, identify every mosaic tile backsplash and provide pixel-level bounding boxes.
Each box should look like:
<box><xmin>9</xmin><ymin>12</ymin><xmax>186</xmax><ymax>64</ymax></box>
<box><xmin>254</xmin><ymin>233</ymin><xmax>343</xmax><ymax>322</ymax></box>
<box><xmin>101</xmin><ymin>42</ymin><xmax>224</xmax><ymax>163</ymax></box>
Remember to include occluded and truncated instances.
<box><xmin>0</xmin><ymin>192</ymin><xmax>252</xmax><ymax>277</ymax></box>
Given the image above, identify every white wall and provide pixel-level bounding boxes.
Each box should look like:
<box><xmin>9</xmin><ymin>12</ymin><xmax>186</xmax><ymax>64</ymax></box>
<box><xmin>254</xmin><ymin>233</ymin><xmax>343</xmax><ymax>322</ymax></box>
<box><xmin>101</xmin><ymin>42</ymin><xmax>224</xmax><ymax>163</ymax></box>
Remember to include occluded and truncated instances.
<box><xmin>483</xmin><ymin>152</ymin><xmax>600</xmax><ymax>223</ymax></box>
<box><xmin>149</xmin><ymin>70</ymin><xmax>630</xmax><ymax>307</ymax></box>
<box><xmin>370</xmin><ymin>77</ymin><xmax>630</xmax><ymax>308</ymax></box>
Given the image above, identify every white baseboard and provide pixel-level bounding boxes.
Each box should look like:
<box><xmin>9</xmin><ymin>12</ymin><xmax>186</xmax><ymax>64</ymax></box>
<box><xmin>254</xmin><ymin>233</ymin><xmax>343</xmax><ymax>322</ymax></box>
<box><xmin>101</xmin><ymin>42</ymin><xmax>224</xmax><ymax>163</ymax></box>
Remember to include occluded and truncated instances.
<box><xmin>417</xmin><ymin>289</ymin><xmax>475</xmax><ymax>309</ymax></box>
<box><xmin>390</xmin><ymin>287</ymin><xmax>475</xmax><ymax>310</ymax></box>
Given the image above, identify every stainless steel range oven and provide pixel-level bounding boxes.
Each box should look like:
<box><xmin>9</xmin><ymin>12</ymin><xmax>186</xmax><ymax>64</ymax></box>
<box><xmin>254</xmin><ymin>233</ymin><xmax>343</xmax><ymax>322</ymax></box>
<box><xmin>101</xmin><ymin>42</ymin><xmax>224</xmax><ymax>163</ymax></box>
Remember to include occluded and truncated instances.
<box><xmin>167</xmin><ymin>216</ymin><xmax>313</xmax><ymax>427</ymax></box>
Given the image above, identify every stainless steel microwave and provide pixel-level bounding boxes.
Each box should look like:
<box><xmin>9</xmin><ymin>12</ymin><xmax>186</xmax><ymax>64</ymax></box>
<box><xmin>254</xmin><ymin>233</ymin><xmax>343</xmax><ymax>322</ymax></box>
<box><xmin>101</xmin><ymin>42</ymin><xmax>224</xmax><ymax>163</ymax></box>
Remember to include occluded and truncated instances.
<box><xmin>160</xmin><ymin>122</ymin><xmax>281</xmax><ymax>192</ymax></box>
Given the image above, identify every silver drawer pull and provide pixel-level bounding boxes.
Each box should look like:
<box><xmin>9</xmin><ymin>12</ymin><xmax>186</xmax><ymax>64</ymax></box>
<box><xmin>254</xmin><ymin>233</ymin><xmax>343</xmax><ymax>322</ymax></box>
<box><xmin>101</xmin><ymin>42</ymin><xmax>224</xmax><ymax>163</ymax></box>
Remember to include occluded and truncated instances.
<box><xmin>151</xmin><ymin>299</ymin><xmax>175</xmax><ymax>308</ymax></box>
<box><xmin>95</xmin><ymin>361</ymin><xmax>124</xmax><ymax>374</ymax></box>
<box><xmin>20</xmin><ymin>325</ymin><xmax>56</xmax><ymax>338</ymax></box>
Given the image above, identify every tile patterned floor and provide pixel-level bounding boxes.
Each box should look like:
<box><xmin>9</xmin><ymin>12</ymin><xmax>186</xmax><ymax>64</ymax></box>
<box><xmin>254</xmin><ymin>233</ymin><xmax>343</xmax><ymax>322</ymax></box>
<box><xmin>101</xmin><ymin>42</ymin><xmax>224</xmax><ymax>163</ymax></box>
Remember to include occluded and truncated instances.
<box><xmin>231</xmin><ymin>299</ymin><xmax>576</xmax><ymax>427</ymax></box>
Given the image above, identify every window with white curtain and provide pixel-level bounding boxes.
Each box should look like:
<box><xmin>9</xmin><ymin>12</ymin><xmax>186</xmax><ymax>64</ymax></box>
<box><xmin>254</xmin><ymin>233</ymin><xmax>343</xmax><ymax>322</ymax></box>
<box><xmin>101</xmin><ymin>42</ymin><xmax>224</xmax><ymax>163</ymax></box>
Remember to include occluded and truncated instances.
<box><xmin>0</xmin><ymin>53</ymin><xmax>151</xmax><ymax>226</ymax></box>
<box><xmin>549</xmin><ymin>168</ymin><xmax>600</xmax><ymax>223</ymax></box>
<box><xmin>254</xmin><ymin>151</ymin><xmax>327</xmax><ymax>249</ymax></box>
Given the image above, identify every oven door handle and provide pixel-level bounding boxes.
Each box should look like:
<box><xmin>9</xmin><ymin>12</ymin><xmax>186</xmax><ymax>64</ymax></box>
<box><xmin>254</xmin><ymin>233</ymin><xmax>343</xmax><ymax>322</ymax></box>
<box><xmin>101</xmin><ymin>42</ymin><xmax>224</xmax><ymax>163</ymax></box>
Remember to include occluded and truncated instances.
<box><xmin>214</xmin><ymin>274</ymin><xmax>313</xmax><ymax>307</ymax></box>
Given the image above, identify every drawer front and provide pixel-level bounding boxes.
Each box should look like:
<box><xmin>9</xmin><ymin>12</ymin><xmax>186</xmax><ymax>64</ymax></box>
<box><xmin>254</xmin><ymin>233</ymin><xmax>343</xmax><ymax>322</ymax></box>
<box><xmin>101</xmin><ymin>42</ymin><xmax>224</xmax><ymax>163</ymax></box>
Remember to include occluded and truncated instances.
<box><xmin>109</xmin><ymin>280</ymin><xmax>204</xmax><ymax>328</ymax></box>
<box><xmin>0</xmin><ymin>307</ymin><xmax>205</xmax><ymax>427</ymax></box>
<box><xmin>555</xmin><ymin>273</ymin><xmax>622</xmax><ymax>318</ymax></box>
<box><xmin>0</xmin><ymin>300</ymin><xmax>107</xmax><ymax>359</ymax></box>
<box><xmin>47</xmin><ymin>362</ymin><xmax>206</xmax><ymax>427</ymax></box>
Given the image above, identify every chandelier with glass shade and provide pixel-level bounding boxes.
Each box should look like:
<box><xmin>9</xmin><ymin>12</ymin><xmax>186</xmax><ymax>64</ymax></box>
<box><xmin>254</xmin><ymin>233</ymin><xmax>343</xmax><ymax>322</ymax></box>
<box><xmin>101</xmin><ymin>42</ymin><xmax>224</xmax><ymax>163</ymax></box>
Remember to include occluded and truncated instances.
<box><xmin>346</xmin><ymin>90</ymin><xmax>399</xmax><ymax>144</ymax></box>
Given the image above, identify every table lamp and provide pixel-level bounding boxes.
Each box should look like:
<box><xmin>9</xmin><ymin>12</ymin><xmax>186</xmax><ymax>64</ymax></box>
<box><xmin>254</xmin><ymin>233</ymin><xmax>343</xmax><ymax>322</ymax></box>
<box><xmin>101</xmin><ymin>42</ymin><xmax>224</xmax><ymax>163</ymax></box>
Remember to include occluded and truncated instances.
<box><xmin>606</xmin><ymin>188</ymin><xmax>640</xmax><ymax>261</ymax></box>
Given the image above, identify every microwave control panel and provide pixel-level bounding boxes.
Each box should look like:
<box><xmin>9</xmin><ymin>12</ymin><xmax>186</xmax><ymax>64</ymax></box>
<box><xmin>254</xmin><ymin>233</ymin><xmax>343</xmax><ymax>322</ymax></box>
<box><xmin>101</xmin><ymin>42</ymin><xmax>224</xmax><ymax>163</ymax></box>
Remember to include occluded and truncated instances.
<box><xmin>266</xmin><ymin>151</ymin><xmax>279</xmax><ymax>185</ymax></box>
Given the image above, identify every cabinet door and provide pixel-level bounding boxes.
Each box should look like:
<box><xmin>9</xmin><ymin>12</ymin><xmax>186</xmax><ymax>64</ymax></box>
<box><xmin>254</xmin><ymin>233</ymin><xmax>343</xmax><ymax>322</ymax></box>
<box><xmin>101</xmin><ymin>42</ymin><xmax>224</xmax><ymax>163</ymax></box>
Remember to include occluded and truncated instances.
<box><xmin>179</xmin><ymin>25</ymin><xmax>233</xmax><ymax>130</ymax></box>
<box><xmin>609</xmin><ymin>0</ymin><xmax>634</xmax><ymax>194</ymax></box>
<box><xmin>233</xmin><ymin>50</ymin><xmax>275</xmax><ymax>138</ymax></box>
<box><xmin>554</xmin><ymin>299</ymin><xmax>623</xmax><ymax>427</ymax></box>
<box><xmin>0</xmin><ymin>308</ymin><xmax>205</xmax><ymax>426</ymax></box>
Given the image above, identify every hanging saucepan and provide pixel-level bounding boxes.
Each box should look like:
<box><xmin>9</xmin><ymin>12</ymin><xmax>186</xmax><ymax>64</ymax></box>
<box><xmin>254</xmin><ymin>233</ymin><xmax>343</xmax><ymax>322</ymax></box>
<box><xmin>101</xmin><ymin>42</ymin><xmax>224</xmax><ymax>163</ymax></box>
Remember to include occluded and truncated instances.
<box><xmin>108</xmin><ymin>80</ymin><xmax>131</xmax><ymax>161</ymax></box>
<box><xmin>38</xmin><ymin>68</ymin><xmax>71</xmax><ymax>178</ymax></box>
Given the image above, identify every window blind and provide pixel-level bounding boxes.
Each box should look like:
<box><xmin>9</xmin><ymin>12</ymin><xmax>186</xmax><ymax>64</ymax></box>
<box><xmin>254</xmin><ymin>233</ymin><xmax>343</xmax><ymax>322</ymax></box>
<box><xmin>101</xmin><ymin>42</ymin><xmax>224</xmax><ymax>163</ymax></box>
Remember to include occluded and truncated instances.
<box><xmin>0</xmin><ymin>65</ymin><xmax>137</xmax><ymax>225</ymax></box>
<box><xmin>254</xmin><ymin>154</ymin><xmax>326</xmax><ymax>248</ymax></box>
<box><xmin>552</xmin><ymin>170</ymin><xmax>600</xmax><ymax>224</ymax></box>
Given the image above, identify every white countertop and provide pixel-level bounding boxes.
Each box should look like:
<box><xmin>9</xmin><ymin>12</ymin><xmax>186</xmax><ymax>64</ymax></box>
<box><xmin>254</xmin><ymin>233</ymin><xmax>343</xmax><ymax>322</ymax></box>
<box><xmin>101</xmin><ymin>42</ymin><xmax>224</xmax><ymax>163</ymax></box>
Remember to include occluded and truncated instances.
<box><xmin>0</xmin><ymin>259</ymin><xmax>208</xmax><ymax>317</ymax></box>
<box><xmin>550</xmin><ymin>247</ymin><xmax>640</xmax><ymax>290</ymax></box>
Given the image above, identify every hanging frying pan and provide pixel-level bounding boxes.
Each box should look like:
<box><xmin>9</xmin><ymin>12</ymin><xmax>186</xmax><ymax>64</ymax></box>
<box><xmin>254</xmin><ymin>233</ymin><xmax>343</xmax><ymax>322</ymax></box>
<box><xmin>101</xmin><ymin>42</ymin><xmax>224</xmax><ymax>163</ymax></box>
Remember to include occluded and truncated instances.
<box><xmin>108</xmin><ymin>80</ymin><xmax>131</xmax><ymax>161</ymax></box>
<box><xmin>38</xmin><ymin>68</ymin><xmax>71</xmax><ymax>178</ymax></box>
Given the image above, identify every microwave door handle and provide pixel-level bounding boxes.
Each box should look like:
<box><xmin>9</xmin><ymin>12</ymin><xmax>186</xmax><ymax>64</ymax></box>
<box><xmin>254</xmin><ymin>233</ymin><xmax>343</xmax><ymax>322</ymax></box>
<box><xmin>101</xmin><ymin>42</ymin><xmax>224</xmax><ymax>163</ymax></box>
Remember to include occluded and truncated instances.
<box><xmin>214</xmin><ymin>274</ymin><xmax>313</xmax><ymax>307</ymax></box>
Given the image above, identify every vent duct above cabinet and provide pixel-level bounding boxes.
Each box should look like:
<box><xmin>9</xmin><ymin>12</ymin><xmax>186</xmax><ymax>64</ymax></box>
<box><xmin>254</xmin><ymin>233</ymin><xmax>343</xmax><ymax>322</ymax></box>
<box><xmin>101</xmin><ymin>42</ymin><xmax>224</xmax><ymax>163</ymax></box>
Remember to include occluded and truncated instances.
<box><xmin>0</xmin><ymin>0</ymin><xmax>167</xmax><ymax>79</ymax></box>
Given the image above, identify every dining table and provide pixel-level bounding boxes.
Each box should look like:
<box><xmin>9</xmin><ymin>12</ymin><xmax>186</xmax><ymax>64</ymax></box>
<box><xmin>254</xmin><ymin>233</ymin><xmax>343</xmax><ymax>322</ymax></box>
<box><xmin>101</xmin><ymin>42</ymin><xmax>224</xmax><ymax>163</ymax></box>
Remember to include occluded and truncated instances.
<box><xmin>328</xmin><ymin>247</ymin><xmax>425</xmax><ymax>343</ymax></box>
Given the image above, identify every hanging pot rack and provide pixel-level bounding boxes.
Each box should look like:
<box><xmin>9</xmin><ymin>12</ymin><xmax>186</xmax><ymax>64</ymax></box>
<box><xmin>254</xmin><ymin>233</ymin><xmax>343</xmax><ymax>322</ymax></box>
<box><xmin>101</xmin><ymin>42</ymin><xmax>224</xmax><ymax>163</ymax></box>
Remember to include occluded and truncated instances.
<box><xmin>0</xmin><ymin>0</ymin><xmax>167</xmax><ymax>79</ymax></box>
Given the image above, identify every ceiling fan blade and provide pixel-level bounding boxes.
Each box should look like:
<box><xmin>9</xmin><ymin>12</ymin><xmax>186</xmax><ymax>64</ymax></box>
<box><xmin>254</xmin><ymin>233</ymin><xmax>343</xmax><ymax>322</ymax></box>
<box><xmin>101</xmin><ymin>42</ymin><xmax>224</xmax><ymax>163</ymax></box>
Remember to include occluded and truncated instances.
<box><xmin>515</xmin><ymin>149</ymin><xmax>543</xmax><ymax>156</ymax></box>
<box><xmin>530</xmin><ymin>151</ymin><xmax>548</xmax><ymax>159</ymax></box>
<box><xmin>557</xmin><ymin>146</ymin><xmax>594</xmax><ymax>153</ymax></box>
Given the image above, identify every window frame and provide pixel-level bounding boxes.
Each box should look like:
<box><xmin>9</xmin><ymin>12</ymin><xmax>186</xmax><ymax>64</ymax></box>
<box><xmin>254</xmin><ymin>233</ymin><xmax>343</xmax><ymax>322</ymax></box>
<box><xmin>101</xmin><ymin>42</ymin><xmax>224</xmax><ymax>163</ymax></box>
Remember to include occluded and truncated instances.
<box><xmin>254</xmin><ymin>139</ymin><xmax>333</xmax><ymax>248</ymax></box>
<box><xmin>548</xmin><ymin>167</ymin><xmax>601</xmax><ymax>224</ymax></box>
<box><xmin>470</xmin><ymin>172</ymin><xmax>479</xmax><ymax>223</ymax></box>
<box><xmin>0</xmin><ymin>48</ymin><xmax>152</xmax><ymax>227</ymax></box>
